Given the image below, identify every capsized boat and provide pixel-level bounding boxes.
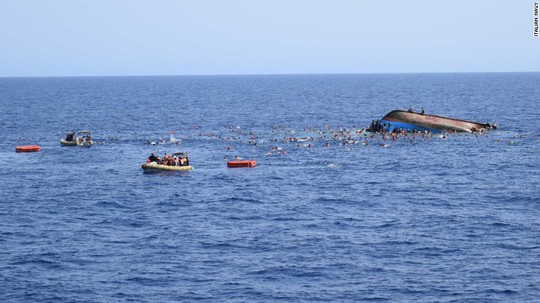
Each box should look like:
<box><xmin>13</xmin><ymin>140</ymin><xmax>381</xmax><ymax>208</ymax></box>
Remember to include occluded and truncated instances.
<box><xmin>60</xmin><ymin>131</ymin><xmax>94</xmax><ymax>146</ymax></box>
<box><xmin>141</xmin><ymin>152</ymin><xmax>193</xmax><ymax>172</ymax></box>
<box><xmin>378</xmin><ymin>110</ymin><xmax>492</xmax><ymax>133</ymax></box>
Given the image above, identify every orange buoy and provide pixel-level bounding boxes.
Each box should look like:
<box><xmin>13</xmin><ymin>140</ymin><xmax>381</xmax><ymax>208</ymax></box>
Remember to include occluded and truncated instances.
<box><xmin>227</xmin><ymin>160</ymin><xmax>256</xmax><ymax>168</ymax></box>
<box><xmin>16</xmin><ymin>145</ymin><xmax>41</xmax><ymax>152</ymax></box>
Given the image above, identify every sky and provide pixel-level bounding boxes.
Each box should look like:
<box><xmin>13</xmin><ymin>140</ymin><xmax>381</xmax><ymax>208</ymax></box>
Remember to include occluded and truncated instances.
<box><xmin>0</xmin><ymin>0</ymin><xmax>538</xmax><ymax>77</ymax></box>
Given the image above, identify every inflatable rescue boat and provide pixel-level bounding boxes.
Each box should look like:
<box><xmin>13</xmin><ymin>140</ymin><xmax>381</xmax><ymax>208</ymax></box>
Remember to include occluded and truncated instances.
<box><xmin>141</xmin><ymin>162</ymin><xmax>193</xmax><ymax>172</ymax></box>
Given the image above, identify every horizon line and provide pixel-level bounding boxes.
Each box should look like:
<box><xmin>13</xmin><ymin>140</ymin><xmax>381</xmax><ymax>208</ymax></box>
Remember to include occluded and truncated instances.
<box><xmin>1</xmin><ymin>70</ymin><xmax>539</xmax><ymax>79</ymax></box>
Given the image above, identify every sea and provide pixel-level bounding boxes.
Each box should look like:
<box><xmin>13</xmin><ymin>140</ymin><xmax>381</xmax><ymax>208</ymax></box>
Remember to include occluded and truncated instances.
<box><xmin>0</xmin><ymin>73</ymin><xmax>539</xmax><ymax>302</ymax></box>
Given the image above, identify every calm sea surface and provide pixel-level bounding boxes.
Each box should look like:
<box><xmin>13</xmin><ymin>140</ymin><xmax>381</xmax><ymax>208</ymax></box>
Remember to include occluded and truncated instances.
<box><xmin>0</xmin><ymin>73</ymin><xmax>539</xmax><ymax>302</ymax></box>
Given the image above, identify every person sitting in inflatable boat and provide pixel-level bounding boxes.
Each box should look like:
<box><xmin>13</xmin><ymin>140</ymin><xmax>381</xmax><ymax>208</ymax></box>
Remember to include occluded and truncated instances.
<box><xmin>147</xmin><ymin>153</ymin><xmax>158</xmax><ymax>163</ymax></box>
<box><xmin>147</xmin><ymin>152</ymin><xmax>189</xmax><ymax>166</ymax></box>
<box><xmin>65</xmin><ymin>132</ymin><xmax>75</xmax><ymax>142</ymax></box>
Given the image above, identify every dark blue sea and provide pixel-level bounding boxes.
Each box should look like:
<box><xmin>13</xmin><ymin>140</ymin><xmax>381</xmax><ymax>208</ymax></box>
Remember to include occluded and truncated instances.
<box><xmin>1</xmin><ymin>73</ymin><xmax>539</xmax><ymax>302</ymax></box>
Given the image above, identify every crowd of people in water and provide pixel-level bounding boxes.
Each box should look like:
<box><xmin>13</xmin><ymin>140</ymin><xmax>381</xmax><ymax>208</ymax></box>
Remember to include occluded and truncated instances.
<box><xmin>153</xmin><ymin>122</ymin><xmax>497</xmax><ymax>158</ymax></box>
<box><xmin>48</xmin><ymin>116</ymin><xmax>526</xmax><ymax>169</ymax></box>
<box><xmin>69</xmin><ymin>109</ymin><xmax>508</xmax><ymax>165</ymax></box>
<box><xmin>135</xmin><ymin>118</ymin><xmax>515</xmax><ymax>164</ymax></box>
<box><xmin>147</xmin><ymin>153</ymin><xmax>190</xmax><ymax>166</ymax></box>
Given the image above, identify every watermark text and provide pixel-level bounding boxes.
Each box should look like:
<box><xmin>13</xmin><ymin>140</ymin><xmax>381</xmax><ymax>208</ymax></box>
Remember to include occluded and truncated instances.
<box><xmin>534</xmin><ymin>2</ymin><xmax>539</xmax><ymax>37</ymax></box>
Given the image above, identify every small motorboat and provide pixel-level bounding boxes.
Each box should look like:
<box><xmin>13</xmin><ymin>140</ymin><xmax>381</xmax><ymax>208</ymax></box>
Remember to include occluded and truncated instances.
<box><xmin>60</xmin><ymin>130</ymin><xmax>94</xmax><ymax>146</ymax></box>
<box><xmin>141</xmin><ymin>152</ymin><xmax>193</xmax><ymax>172</ymax></box>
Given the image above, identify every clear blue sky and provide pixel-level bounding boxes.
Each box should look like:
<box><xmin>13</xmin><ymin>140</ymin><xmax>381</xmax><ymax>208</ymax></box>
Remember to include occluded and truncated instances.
<box><xmin>0</xmin><ymin>0</ymin><xmax>537</xmax><ymax>76</ymax></box>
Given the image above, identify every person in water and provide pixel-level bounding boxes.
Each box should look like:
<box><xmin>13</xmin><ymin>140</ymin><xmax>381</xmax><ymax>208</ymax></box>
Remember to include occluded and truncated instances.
<box><xmin>420</xmin><ymin>107</ymin><xmax>425</xmax><ymax>114</ymax></box>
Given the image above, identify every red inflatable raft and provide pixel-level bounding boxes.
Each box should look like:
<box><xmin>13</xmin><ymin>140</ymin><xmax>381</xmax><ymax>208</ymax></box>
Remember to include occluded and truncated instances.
<box><xmin>227</xmin><ymin>160</ymin><xmax>256</xmax><ymax>168</ymax></box>
<box><xmin>16</xmin><ymin>145</ymin><xmax>41</xmax><ymax>153</ymax></box>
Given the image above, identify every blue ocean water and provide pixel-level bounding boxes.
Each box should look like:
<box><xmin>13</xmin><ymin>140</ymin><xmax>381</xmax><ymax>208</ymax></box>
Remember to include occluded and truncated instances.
<box><xmin>0</xmin><ymin>73</ymin><xmax>539</xmax><ymax>302</ymax></box>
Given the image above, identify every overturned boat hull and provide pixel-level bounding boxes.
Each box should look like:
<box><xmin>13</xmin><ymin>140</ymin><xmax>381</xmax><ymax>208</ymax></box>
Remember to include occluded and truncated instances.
<box><xmin>380</xmin><ymin>110</ymin><xmax>489</xmax><ymax>133</ymax></box>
